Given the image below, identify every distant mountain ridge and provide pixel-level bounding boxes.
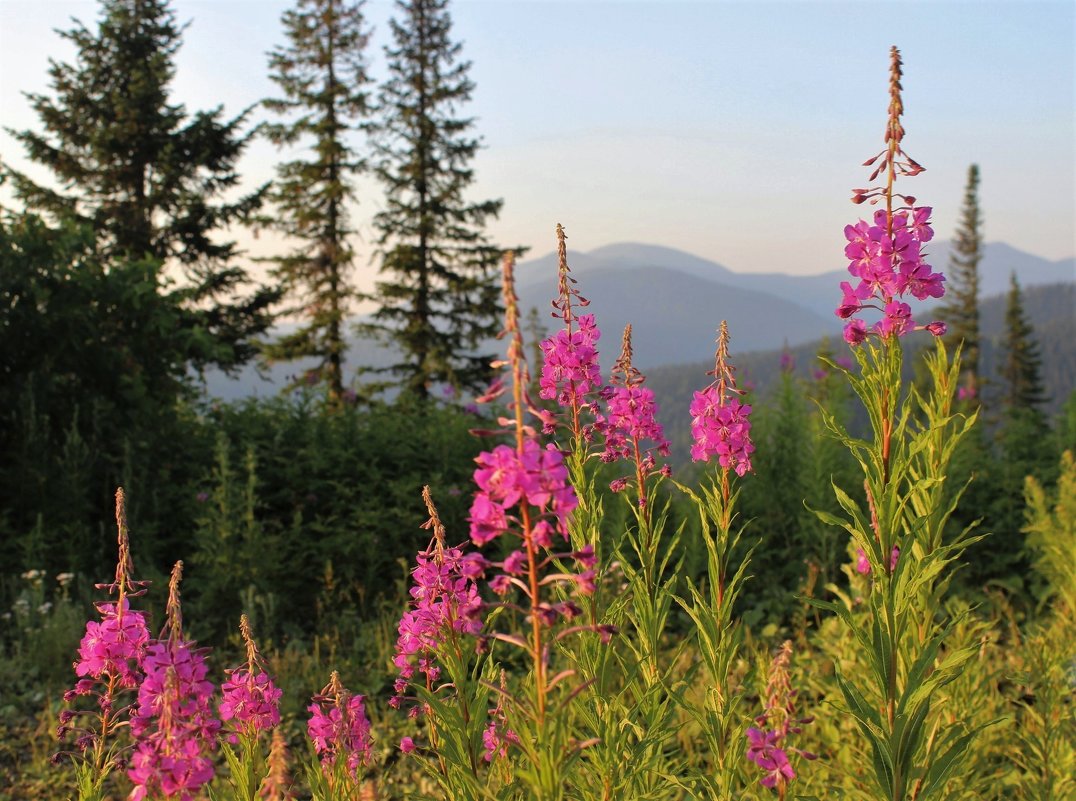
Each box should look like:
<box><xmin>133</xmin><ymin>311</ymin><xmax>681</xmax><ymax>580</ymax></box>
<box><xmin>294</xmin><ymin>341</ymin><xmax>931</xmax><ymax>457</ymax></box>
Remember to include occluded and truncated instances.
<box><xmin>516</xmin><ymin>264</ymin><xmax>832</xmax><ymax>368</ymax></box>
<box><xmin>516</xmin><ymin>240</ymin><xmax>1074</xmax><ymax>322</ymax></box>
<box><xmin>202</xmin><ymin>240</ymin><xmax>1073</xmax><ymax>400</ymax></box>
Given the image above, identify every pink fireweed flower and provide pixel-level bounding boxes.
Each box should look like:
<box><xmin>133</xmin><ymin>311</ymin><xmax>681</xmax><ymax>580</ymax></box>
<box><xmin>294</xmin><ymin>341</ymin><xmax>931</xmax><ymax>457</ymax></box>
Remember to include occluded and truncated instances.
<box><xmin>70</xmin><ymin>489</ymin><xmax>151</xmax><ymax>696</ymax></box>
<box><xmin>876</xmin><ymin>300</ymin><xmax>915</xmax><ymax>338</ymax></box>
<box><xmin>308</xmin><ymin>672</ymin><xmax>373</xmax><ymax>778</ymax></box>
<box><xmin>843</xmin><ymin>318</ymin><xmax>868</xmax><ymax>346</ymax></box>
<box><xmin>73</xmin><ymin>598</ymin><xmax>150</xmax><ymax>691</ymax></box>
<box><xmin>469</xmin><ymin>439</ymin><xmax>578</xmax><ymax>545</ymax></box>
<box><xmin>59</xmin><ymin>489</ymin><xmax>151</xmax><ymax>760</ymax></box>
<box><xmin>855</xmin><ymin>548</ymin><xmax>871</xmax><ymax>575</ymax></box>
<box><xmin>393</xmin><ymin>488</ymin><xmax>486</xmax><ymax>711</ymax></box>
<box><xmin>483</xmin><ymin>717</ymin><xmax>521</xmax><ymax>762</ymax></box>
<box><xmin>599</xmin><ymin>325</ymin><xmax>671</xmax><ymax>510</ymax></box>
<box><xmin>690</xmin><ymin>391</ymin><xmax>754</xmax><ymax>476</ymax></box>
<box><xmin>690</xmin><ymin>321</ymin><xmax>754</xmax><ymax>476</ymax></box>
<box><xmin>539</xmin><ymin>224</ymin><xmax>606</xmax><ymax>439</ymax></box>
<box><xmin>745</xmin><ymin>641</ymin><xmax>816</xmax><ymax>793</ymax></box>
<box><xmin>539</xmin><ymin>313</ymin><xmax>603</xmax><ymax>407</ymax></box>
<box><xmin>128</xmin><ymin>563</ymin><xmax>219</xmax><ymax>801</ymax></box>
<box><xmin>219</xmin><ymin>670</ymin><xmax>280</xmax><ymax>734</ymax></box>
<box><xmin>601</xmin><ymin>384</ymin><xmax>670</xmax><ymax>463</ymax></box>
<box><xmin>218</xmin><ymin>615</ymin><xmax>281</xmax><ymax>737</ymax></box>
<box><xmin>835</xmin><ymin>52</ymin><xmax>944</xmax><ymax>344</ymax></box>
<box><xmin>837</xmin><ymin>280</ymin><xmax>869</xmax><ymax>319</ymax></box>
<box><xmin>746</xmin><ymin>727</ymin><xmax>796</xmax><ymax>789</ymax></box>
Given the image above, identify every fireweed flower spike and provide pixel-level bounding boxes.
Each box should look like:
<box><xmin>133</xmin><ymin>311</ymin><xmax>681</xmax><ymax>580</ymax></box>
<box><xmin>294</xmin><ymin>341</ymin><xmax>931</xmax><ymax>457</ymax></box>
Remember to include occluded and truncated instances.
<box><xmin>690</xmin><ymin>321</ymin><xmax>755</xmax><ymax>479</ymax></box>
<box><xmin>472</xmin><ymin>255</ymin><xmax>592</xmax><ymax>681</ymax></box>
<box><xmin>599</xmin><ymin>323</ymin><xmax>671</xmax><ymax>513</ymax></box>
<box><xmin>745</xmin><ymin>642</ymin><xmax>816</xmax><ymax>799</ymax></box>
<box><xmin>128</xmin><ymin>561</ymin><xmax>220</xmax><ymax>801</ymax></box>
<box><xmin>219</xmin><ymin>615</ymin><xmax>282</xmax><ymax>738</ymax></box>
<box><xmin>392</xmin><ymin>486</ymin><xmax>508</xmax><ymax>795</ymax></box>
<box><xmin>214</xmin><ymin>615</ymin><xmax>281</xmax><ymax>801</ymax></box>
<box><xmin>307</xmin><ymin>671</ymin><xmax>373</xmax><ymax>794</ymax></box>
<box><xmin>482</xmin><ymin>671</ymin><xmax>520</xmax><ymax>763</ymax></box>
<box><xmin>838</xmin><ymin>47</ymin><xmax>947</xmax><ymax>344</ymax></box>
<box><xmin>58</xmin><ymin>488</ymin><xmax>150</xmax><ymax>798</ymax></box>
<box><xmin>392</xmin><ymin>486</ymin><xmax>485</xmax><ymax>715</ymax></box>
<box><xmin>538</xmin><ymin>223</ymin><xmax>605</xmax><ymax>440</ymax></box>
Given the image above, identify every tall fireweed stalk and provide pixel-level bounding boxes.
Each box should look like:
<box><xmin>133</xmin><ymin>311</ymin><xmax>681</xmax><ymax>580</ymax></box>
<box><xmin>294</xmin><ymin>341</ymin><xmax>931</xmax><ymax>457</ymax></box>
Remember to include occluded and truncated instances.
<box><xmin>213</xmin><ymin>614</ymin><xmax>282</xmax><ymax>801</ymax></box>
<box><xmin>56</xmin><ymin>488</ymin><xmax>151</xmax><ymax>801</ymax></box>
<box><xmin>593</xmin><ymin>323</ymin><xmax>687</xmax><ymax>800</ymax></box>
<box><xmin>810</xmin><ymin>46</ymin><xmax>989</xmax><ymax>801</ymax></box>
<box><xmin>128</xmin><ymin>561</ymin><xmax>221</xmax><ymax>801</ymax></box>
<box><xmin>393</xmin><ymin>250</ymin><xmax>614</xmax><ymax>801</ymax></box>
<box><xmin>675</xmin><ymin>321</ymin><xmax>766</xmax><ymax>800</ymax></box>
<box><xmin>537</xmin><ymin>224</ymin><xmax>687</xmax><ymax>800</ymax></box>
<box><xmin>470</xmin><ymin>251</ymin><xmax>613</xmax><ymax>800</ymax></box>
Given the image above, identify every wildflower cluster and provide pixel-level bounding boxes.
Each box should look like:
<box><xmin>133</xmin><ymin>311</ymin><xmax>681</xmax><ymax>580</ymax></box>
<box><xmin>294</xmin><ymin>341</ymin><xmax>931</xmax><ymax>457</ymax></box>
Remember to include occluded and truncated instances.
<box><xmin>69</xmin><ymin>597</ymin><xmax>149</xmax><ymax>697</ymax></box>
<box><xmin>308</xmin><ymin>672</ymin><xmax>373</xmax><ymax>779</ymax></box>
<box><xmin>599</xmin><ymin>324</ymin><xmax>671</xmax><ymax>503</ymax></box>
<box><xmin>690</xmin><ymin>321</ymin><xmax>754</xmax><ymax>476</ymax></box>
<box><xmin>468</xmin><ymin>254</ymin><xmax>601</xmax><ymax>616</ymax></box>
<box><xmin>58</xmin><ymin>489</ymin><xmax>149</xmax><ymax>768</ymax></box>
<box><xmin>128</xmin><ymin>563</ymin><xmax>220</xmax><ymax>801</ymax></box>
<box><xmin>538</xmin><ymin>224</ymin><xmax>606</xmax><ymax>439</ymax></box>
<box><xmin>539</xmin><ymin>313</ymin><xmax>602</xmax><ymax>407</ymax></box>
<box><xmin>392</xmin><ymin>487</ymin><xmax>485</xmax><ymax>710</ymax></box>
<box><xmin>219</xmin><ymin>615</ymin><xmax>282</xmax><ymax>738</ymax></box>
<box><xmin>469</xmin><ymin>439</ymin><xmax>578</xmax><ymax>548</ymax></box>
<box><xmin>837</xmin><ymin>47</ymin><xmax>946</xmax><ymax>346</ymax></box>
<box><xmin>745</xmin><ymin>641</ymin><xmax>815</xmax><ymax>795</ymax></box>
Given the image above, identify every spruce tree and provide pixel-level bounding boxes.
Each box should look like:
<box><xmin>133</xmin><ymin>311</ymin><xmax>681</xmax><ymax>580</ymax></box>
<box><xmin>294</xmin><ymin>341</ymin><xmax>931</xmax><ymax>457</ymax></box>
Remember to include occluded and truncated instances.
<box><xmin>263</xmin><ymin>0</ymin><xmax>372</xmax><ymax>401</ymax></box>
<box><xmin>999</xmin><ymin>272</ymin><xmax>1048</xmax><ymax>413</ymax></box>
<box><xmin>987</xmin><ymin>272</ymin><xmax>1055</xmax><ymax>591</ymax></box>
<box><xmin>939</xmin><ymin>164</ymin><xmax>983</xmax><ymax>400</ymax></box>
<box><xmin>934</xmin><ymin>165</ymin><xmax>999</xmax><ymax>594</ymax></box>
<box><xmin>364</xmin><ymin>0</ymin><xmax>511</xmax><ymax>398</ymax></box>
<box><xmin>2</xmin><ymin>0</ymin><xmax>275</xmax><ymax>370</ymax></box>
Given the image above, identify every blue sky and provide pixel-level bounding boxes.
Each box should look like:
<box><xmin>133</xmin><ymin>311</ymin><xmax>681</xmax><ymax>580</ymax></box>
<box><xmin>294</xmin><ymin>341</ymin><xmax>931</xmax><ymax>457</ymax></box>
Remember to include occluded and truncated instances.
<box><xmin>1</xmin><ymin>0</ymin><xmax>1073</xmax><ymax>287</ymax></box>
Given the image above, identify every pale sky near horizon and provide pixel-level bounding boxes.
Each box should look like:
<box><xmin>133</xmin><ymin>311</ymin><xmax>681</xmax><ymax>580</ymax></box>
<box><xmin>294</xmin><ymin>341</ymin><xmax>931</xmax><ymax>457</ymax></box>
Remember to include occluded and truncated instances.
<box><xmin>1</xmin><ymin>0</ymin><xmax>1073</xmax><ymax>297</ymax></box>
